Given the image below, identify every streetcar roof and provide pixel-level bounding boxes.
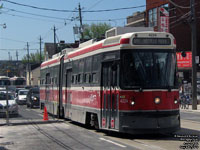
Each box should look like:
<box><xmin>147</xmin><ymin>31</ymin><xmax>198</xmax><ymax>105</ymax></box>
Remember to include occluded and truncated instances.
<box><xmin>41</xmin><ymin>31</ymin><xmax>176</xmax><ymax>69</ymax></box>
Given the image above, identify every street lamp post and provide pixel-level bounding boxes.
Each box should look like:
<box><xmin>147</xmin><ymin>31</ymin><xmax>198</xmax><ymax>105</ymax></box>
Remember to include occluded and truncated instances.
<box><xmin>0</xmin><ymin>23</ymin><xmax>6</xmax><ymax>29</ymax></box>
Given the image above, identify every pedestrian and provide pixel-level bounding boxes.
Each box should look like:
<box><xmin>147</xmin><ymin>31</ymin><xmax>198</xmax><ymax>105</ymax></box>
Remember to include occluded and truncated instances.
<box><xmin>186</xmin><ymin>95</ymin><xmax>190</xmax><ymax>109</ymax></box>
<box><xmin>181</xmin><ymin>95</ymin><xmax>186</xmax><ymax>109</ymax></box>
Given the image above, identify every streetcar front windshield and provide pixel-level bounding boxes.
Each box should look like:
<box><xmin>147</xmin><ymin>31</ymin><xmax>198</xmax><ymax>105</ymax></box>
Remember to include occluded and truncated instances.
<box><xmin>15</xmin><ymin>80</ymin><xmax>26</xmax><ymax>85</ymax></box>
<box><xmin>121</xmin><ymin>49</ymin><xmax>177</xmax><ymax>89</ymax></box>
<box><xmin>0</xmin><ymin>80</ymin><xmax>11</xmax><ymax>86</ymax></box>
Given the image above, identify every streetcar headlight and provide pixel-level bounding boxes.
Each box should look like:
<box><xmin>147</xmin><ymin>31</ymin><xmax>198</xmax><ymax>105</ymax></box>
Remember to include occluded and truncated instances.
<box><xmin>174</xmin><ymin>99</ymin><xmax>178</xmax><ymax>104</ymax></box>
<box><xmin>130</xmin><ymin>101</ymin><xmax>135</xmax><ymax>106</ymax></box>
<box><xmin>154</xmin><ymin>97</ymin><xmax>161</xmax><ymax>104</ymax></box>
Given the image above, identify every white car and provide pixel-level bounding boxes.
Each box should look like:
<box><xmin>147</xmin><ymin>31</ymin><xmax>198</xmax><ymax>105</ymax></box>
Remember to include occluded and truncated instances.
<box><xmin>0</xmin><ymin>93</ymin><xmax>18</xmax><ymax>116</ymax></box>
<box><xmin>17</xmin><ymin>89</ymin><xmax>29</xmax><ymax>105</ymax></box>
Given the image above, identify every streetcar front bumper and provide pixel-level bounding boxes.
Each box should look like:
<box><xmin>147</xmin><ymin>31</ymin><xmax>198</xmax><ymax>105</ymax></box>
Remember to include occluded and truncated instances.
<box><xmin>119</xmin><ymin>110</ymin><xmax>180</xmax><ymax>134</ymax></box>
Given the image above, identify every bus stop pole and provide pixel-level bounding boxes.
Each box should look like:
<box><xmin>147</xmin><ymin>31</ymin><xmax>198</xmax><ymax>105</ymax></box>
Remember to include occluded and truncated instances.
<box><xmin>6</xmin><ymin>85</ymin><xmax>9</xmax><ymax>125</ymax></box>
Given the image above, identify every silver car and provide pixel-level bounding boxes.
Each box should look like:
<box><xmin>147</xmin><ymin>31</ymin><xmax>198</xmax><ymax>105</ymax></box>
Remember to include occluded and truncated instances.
<box><xmin>0</xmin><ymin>92</ymin><xmax>18</xmax><ymax>116</ymax></box>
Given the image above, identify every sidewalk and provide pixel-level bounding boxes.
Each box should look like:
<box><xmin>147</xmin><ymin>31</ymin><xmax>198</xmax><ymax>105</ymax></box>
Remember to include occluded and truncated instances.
<box><xmin>180</xmin><ymin>104</ymin><xmax>200</xmax><ymax>112</ymax></box>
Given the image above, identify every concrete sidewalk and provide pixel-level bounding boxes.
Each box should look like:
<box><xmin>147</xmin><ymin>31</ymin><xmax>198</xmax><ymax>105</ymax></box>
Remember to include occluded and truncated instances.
<box><xmin>180</xmin><ymin>104</ymin><xmax>200</xmax><ymax>112</ymax></box>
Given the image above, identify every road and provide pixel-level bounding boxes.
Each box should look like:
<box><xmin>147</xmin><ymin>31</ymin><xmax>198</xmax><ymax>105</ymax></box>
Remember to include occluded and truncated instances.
<box><xmin>0</xmin><ymin>106</ymin><xmax>136</xmax><ymax>150</ymax></box>
<box><xmin>0</xmin><ymin>106</ymin><xmax>199</xmax><ymax>150</ymax></box>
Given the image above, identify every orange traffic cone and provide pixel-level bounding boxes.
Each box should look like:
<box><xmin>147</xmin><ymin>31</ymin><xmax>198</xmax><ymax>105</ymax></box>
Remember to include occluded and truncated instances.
<box><xmin>43</xmin><ymin>106</ymin><xmax>49</xmax><ymax>121</ymax></box>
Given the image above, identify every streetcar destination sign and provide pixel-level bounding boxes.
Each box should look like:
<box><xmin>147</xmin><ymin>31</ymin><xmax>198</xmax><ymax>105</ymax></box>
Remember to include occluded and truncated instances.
<box><xmin>132</xmin><ymin>38</ymin><xmax>171</xmax><ymax>45</ymax></box>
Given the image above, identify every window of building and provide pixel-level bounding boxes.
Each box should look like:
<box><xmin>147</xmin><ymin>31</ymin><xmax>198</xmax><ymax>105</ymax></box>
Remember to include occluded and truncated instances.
<box><xmin>148</xmin><ymin>8</ymin><xmax>157</xmax><ymax>27</ymax></box>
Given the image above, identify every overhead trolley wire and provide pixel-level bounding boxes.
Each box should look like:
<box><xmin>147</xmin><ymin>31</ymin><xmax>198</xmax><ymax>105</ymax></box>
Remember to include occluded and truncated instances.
<box><xmin>2</xmin><ymin>0</ymin><xmax>146</xmax><ymax>13</ymax></box>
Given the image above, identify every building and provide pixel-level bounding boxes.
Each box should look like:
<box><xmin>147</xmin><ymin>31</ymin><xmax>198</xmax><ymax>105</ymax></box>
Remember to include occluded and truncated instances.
<box><xmin>44</xmin><ymin>41</ymin><xmax>79</xmax><ymax>61</ymax></box>
<box><xmin>126</xmin><ymin>11</ymin><xmax>146</xmax><ymax>27</ymax></box>
<box><xmin>0</xmin><ymin>60</ymin><xmax>25</xmax><ymax>77</ymax></box>
<box><xmin>146</xmin><ymin>0</ymin><xmax>169</xmax><ymax>31</ymax></box>
<box><xmin>145</xmin><ymin>0</ymin><xmax>200</xmax><ymax>100</ymax></box>
<box><xmin>26</xmin><ymin>63</ymin><xmax>41</xmax><ymax>86</ymax></box>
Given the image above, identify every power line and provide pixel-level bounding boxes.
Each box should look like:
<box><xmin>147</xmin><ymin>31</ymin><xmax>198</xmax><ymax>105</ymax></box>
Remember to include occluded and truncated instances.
<box><xmin>3</xmin><ymin>7</ymin><xmax>71</xmax><ymax>21</ymax></box>
<box><xmin>2</xmin><ymin>0</ymin><xmax>146</xmax><ymax>13</ymax></box>
<box><xmin>169</xmin><ymin>0</ymin><xmax>190</xmax><ymax>9</ymax></box>
<box><xmin>0</xmin><ymin>48</ymin><xmax>40</xmax><ymax>51</ymax></box>
<box><xmin>1</xmin><ymin>11</ymin><xmax>64</xmax><ymax>23</ymax></box>
<box><xmin>0</xmin><ymin>37</ymin><xmax>26</xmax><ymax>43</ymax></box>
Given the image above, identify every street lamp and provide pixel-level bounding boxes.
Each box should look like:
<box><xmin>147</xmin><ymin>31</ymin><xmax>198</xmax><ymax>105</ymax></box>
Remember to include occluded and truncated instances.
<box><xmin>108</xmin><ymin>19</ymin><xmax>117</xmax><ymax>27</ymax></box>
<box><xmin>0</xmin><ymin>23</ymin><xmax>6</xmax><ymax>29</ymax></box>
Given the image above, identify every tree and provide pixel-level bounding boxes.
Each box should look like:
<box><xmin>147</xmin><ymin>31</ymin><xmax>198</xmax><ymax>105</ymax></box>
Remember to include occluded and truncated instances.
<box><xmin>83</xmin><ymin>23</ymin><xmax>112</xmax><ymax>40</ymax></box>
<box><xmin>22</xmin><ymin>51</ymin><xmax>44</xmax><ymax>64</ymax></box>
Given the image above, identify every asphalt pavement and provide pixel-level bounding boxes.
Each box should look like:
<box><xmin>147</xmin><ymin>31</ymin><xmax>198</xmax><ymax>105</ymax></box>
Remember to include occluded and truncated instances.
<box><xmin>0</xmin><ymin>105</ymin><xmax>138</xmax><ymax>150</ymax></box>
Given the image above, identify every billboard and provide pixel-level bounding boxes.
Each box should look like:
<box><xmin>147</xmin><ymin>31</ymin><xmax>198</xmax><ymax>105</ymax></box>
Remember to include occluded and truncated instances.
<box><xmin>176</xmin><ymin>52</ymin><xmax>192</xmax><ymax>68</ymax></box>
<box><xmin>159</xmin><ymin>7</ymin><xmax>169</xmax><ymax>32</ymax></box>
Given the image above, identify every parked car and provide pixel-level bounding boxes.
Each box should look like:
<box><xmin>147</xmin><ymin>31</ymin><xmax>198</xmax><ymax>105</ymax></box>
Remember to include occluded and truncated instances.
<box><xmin>16</xmin><ymin>89</ymin><xmax>29</xmax><ymax>105</ymax></box>
<box><xmin>0</xmin><ymin>92</ymin><xmax>18</xmax><ymax>116</ymax></box>
<box><xmin>26</xmin><ymin>87</ymin><xmax>40</xmax><ymax>108</ymax></box>
<box><xmin>14</xmin><ymin>88</ymin><xmax>25</xmax><ymax>98</ymax></box>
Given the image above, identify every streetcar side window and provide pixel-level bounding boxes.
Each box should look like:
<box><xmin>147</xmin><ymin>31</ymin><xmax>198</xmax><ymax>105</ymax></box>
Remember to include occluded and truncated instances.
<box><xmin>92</xmin><ymin>73</ymin><xmax>98</xmax><ymax>83</ymax></box>
<box><xmin>78</xmin><ymin>74</ymin><xmax>83</xmax><ymax>83</ymax></box>
<box><xmin>92</xmin><ymin>55</ymin><xmax>101</xmax><ymax>72</ymax></box>
<box><xmin>72</xmin><ymin>75</ymin><xmax>78</xmax><ymax>84</ymax></box>
<box><xmin>85</xmin><ymin>57</ymin><xmax>92</xmax><ymax>72</ymax></box>
<box><xmin>46</xmin><ymin>73</ymin><xmax>51</xmax><ymax>84</ymax></box>
<box><xmin>84</xmin><ymin>73</ymin><xmax>91</xmax><ymax>83</ymax></box>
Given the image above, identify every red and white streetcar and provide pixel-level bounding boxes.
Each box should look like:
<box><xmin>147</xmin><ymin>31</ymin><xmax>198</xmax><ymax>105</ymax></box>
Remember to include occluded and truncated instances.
<box><xmin>40</xmin><ymin>28</ymin><xmax>180</xmax><ymax>134</ymax></box>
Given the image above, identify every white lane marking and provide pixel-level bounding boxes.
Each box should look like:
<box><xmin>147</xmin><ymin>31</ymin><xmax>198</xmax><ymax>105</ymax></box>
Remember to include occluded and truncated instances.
<box><xmin>99</xmin><ymin>138</ymin><xmax>127</xmax><ymax>148</ymax></box>
<box><xmin>26</xmin><ymin>109</ymin><xmax>30</xmax><ymax>111</ymax></box>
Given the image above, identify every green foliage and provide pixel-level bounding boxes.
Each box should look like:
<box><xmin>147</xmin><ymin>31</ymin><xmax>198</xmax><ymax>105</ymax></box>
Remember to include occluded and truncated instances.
<box><xmin>83</xmin><ymin>23</ymin><xmax>112</xmax><ymax>40</ymax></box>
<box><xmin>22</xmin><ymin>51</ymin><xmax>44</xmax><ymax>64</ymax></box>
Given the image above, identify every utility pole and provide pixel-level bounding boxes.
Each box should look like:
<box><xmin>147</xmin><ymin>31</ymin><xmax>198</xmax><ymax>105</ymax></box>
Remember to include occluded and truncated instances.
<box><xmin>16</xmin><ymin>51</ymin><xmax>18</xmax><ymax>62</ymax></box>
<box><xmin>190</xmin><ymin>0</ymin><xmax>197</xmax><ymax>110</ymax></box>
<box><xmin>8</xmin><ymin>52</ymin><xmax>10</xmax><ymax>61</ymax></box>
<box><xmin>39</xmin><ymin>36</ymin><xmax>42</xmax><ymax>63</ymax></box>
<box><xmin>78</xmin><ymin>3</ymin><xmax>84</xmax><ymax>42</ymax></box>
<box><xmin>27</xmin><ymin>42</ymin><xmax>31</xmax><ymax>86</ymax></box>
<box><xmin>53</xmin><ymin>26</ymin><xmax>57</xmax><ymax>54</ymax></box>
<box><xmin>16</xmin><ymin>51</ymin><xmax>19</xmax><ymax>76</ymax></box>
<box><xmin>6</xmin><ymin>85</ymin><xmax>9</xmax><ymax>125</ymax></box>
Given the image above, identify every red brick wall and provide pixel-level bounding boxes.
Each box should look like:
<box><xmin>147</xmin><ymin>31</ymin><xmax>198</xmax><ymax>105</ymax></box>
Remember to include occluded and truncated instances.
<box><xmin>146</xmin><ymin>0</ymin><xmax>169</xmax><ymax>30</ymax></box>
<box><xmin>146</xmin><ymin>0</ymin><xmax>169</xmax><ymax>10</ymax></box>
<box><xmin>169</xmin><ymin>0</ymin><xmax>200</xmax><ymax>56</ymax></box>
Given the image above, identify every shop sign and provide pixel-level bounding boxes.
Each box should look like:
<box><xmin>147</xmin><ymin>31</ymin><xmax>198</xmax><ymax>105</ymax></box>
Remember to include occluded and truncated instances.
<box><xmin>176</xmin><ymin>52</ymin><xmax>192</xmax><ymax>68</ymax></box>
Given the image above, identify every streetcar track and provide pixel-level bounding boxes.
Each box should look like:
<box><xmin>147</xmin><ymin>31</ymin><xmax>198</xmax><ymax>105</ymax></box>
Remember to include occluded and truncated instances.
<box><xmin>22</xmin><ymin>115</ymin><xmax>74</xmax><ymax>150</ymax></box>
<box><xmin>50</xmin><ymin>122</ymin><xmax>95</xmax><ymax>150</ymax></box>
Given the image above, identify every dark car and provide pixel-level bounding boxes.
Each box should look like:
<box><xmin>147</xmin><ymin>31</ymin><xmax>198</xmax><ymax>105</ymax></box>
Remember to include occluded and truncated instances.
<box><xmin>26</xmin><ymin>87</ymin><xmax>40</xmax><ymax>108</ymax></box>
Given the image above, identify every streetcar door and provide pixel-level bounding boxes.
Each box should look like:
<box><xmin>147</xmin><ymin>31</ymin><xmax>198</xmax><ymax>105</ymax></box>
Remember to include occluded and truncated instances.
<box><xmin>65</xmin><ymin>68</ymin><xmax>72</xmax><ymax>118</ymax></box>
<box><xmin>58</xmin><ymin>56</ymin><xmax>64</xmax><ymax>118</ymax></box>
<box><xmin>101</xmin><ymin>62</ymin><xmax>119</xmax><ymax>129</ymax></box>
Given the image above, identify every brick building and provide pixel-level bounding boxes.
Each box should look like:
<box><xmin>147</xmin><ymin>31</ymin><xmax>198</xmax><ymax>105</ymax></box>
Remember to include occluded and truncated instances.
<box><xmin>145</xmin><ymin>0</ymin><xmax>200</xmax><ymax>99</ymax></box>
<box><xmin>126</xmin><ymin>11</ymin><xmax>146</xmax><ymax>27</ymax></box>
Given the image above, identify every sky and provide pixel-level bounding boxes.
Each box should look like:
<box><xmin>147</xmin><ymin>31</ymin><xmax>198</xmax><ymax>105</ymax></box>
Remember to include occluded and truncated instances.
<box><xmin>0</xmin><ymin>0</ymin><xmax>146</xmax><ymax>60</ymax></box>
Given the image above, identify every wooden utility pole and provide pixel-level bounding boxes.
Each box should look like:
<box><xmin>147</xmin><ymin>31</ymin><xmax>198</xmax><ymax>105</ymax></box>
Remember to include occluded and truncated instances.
<box><xmin>53</xmin><ymin>26</ymin><xmax>57</xmax><ymax>54</ymax></box>
<box><xmin>190</xmin><ymin>0</ymin><xmax>197</xmax><ymax>110</ymax></box>
<box><xmin>78</xmin><ymin>3</ymin><xmax>84</xmax><ymax>42</ymax></box>
<box><xmin>27</xmin><ymin>42</ymin><xmax>31</xmax><ymax>86</ymax></box>
<box><xmin>39</xmin><ymin>36</ymin><xmax>42</xmax><ymax>63</ymax></box>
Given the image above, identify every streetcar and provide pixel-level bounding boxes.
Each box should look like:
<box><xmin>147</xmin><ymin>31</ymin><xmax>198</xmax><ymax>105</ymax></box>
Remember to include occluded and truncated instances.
<box><xmin>10</xmin><ymin>76</ymin><xmax>26</xmax><ymax>88</ymax></box>
<box><xmin>40</xmin><ymin>28</ymin><xmax>180</xmax><ymax>134</ymax></box>
<box><xmin>0</xmin><ymin>76</ymin><xmax>10</xmax><ymax>88</ymax></box>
